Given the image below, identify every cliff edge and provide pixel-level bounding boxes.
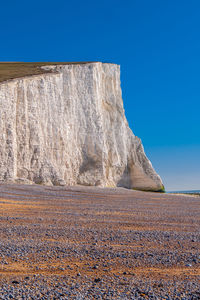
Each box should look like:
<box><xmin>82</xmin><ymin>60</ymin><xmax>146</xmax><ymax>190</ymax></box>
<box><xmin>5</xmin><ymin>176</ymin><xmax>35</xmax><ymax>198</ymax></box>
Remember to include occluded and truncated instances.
<box><xmin>0</xmin><ymin>62</ymin><xmax>164</xmax><ymax>191</ymax></box>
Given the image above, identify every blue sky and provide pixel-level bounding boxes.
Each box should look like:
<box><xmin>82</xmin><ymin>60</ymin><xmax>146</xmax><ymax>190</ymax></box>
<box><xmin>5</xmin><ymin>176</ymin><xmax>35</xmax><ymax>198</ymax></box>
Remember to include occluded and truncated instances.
<box><xmin>1</xmin><ymin>0</ymin><xmax>199</xmax><ymax>191</ymax></box>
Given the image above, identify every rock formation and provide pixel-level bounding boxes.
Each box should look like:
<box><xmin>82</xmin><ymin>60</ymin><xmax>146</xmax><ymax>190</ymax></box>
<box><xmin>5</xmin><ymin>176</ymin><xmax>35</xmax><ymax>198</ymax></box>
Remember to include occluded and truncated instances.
<box><xmin>0</xmin><ymin>62</ymin><xmax>164</xmax><ymax>191</ymax></box>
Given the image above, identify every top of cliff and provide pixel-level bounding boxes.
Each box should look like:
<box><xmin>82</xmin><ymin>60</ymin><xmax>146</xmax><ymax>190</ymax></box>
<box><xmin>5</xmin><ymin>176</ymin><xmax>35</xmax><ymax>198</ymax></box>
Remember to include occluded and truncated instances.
<box><xmin>0</xmin><ymin>62</ymin><xmax>105</xmax><ymax>83</ymax></box>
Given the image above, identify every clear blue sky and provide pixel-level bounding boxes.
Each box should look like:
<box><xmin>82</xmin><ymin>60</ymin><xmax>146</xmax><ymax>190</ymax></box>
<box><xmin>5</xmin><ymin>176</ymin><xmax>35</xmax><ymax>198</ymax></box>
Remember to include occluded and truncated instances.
<box><xmin>1</xmin><ymin>0</ymin><xmax>199</xmax><ymax>191</ymax></box>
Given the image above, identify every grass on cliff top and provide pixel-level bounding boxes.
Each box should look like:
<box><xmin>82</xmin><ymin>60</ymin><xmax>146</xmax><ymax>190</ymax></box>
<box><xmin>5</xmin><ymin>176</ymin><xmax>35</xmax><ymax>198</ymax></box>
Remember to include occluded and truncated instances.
<box><xmin>0</xmin><ymin>62</ymin><xmax>96</xmax><ymax>83</ymax></box>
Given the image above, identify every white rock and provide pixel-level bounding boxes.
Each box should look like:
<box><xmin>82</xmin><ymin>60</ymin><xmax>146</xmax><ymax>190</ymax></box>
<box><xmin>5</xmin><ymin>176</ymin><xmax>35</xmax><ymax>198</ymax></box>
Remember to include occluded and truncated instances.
<box><xmin>0</xmin><ymin>62</ymin><xmax>164</xmax><ymax>191</ymax></box>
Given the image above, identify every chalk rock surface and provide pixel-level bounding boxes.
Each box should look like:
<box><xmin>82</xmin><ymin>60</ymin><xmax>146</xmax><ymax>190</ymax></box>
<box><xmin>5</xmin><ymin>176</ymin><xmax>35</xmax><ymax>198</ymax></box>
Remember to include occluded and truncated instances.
<box><xmin>0</xmin><ymin>62</ymin><xmax>163</xmax><ymax>191</ymax></box>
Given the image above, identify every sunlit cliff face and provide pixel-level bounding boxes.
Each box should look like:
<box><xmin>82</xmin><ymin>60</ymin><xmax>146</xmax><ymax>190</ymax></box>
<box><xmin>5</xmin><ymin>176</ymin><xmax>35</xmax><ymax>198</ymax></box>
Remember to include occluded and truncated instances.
<box><xmin>0</xmin><ymin>62</ymin><xmax>163</xmax><ymax>191</ymax></box>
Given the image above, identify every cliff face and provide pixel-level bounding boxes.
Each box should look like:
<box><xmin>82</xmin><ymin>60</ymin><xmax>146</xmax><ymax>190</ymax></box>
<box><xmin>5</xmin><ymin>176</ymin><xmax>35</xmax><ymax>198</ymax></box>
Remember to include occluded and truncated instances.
<box><xmin>0</xmin><ymin>62</ymin><xmax>163</xmax><ymax>191</ymax></box>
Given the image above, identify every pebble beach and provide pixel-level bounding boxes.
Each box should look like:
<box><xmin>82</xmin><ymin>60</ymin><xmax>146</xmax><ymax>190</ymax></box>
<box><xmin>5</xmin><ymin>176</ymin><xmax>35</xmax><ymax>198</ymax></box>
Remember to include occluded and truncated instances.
<box><xmin>0</xmin><ymin>184</ymin><xmax>199</xmax><ymax>299</ymax></box>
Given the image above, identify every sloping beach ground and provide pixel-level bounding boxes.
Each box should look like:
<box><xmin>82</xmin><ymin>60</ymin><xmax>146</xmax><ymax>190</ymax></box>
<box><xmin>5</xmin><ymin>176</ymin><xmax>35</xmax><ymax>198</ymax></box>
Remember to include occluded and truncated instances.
<box><xmin>0</xmin><ymin>184</ymin><xmax>199</xmax><ymax>299</ymax></box>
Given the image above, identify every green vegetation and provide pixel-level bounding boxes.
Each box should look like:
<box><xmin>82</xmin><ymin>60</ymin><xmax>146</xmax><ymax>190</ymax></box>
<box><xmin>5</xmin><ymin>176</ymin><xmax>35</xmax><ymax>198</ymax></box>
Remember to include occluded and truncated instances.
<box><xmin>157</xmin><ymin>185</ymin><xmax>165</xmax><ymax>193</ymax></box>
<box><xmin>132</xmin><ymin>184</ymin><xmax>165</xmax><ymax>193</ymax></box>
<box><xmin>0</xmin><ymin>62</ymin><xmax>96</xmax><ymax>83</ymax></box>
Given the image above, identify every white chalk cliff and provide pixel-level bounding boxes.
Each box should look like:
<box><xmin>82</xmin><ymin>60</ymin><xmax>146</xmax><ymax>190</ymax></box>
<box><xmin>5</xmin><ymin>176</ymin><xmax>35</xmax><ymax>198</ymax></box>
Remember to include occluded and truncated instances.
<box><xmin>0</xmin><ymin>62</ymin><xmax>163</xmax><ymax>191</ymax></box>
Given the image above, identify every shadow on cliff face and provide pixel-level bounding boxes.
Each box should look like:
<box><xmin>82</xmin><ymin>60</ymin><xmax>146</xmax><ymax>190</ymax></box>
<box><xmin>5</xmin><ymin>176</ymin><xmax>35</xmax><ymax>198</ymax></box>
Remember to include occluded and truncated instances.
<box><xmin>117</xmin><ymin>165</ymin><xmax>132</xmax><ymax>189</ymax></box>
<box><xmin>77</xmin><ymin>156</ymin><xmax>103</xmax><ymax>186</ymax></box>
<box><xmin>117</xmin><ymin>164</ymin><xmax>165</xmax><ymax>192</ymax></box>
<box><xmin>79</xmin><ymin>157</ymin><xmax>101</xmax><ymax>175</ymax></box>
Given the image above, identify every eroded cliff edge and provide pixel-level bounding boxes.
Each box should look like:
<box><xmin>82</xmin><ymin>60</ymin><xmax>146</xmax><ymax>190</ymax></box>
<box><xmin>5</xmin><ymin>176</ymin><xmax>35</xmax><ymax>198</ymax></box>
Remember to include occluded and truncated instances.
<box><xmin>0</xmin><ymin>62</ymin><xmax>164</xmax><ymax>191</ymax></box>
